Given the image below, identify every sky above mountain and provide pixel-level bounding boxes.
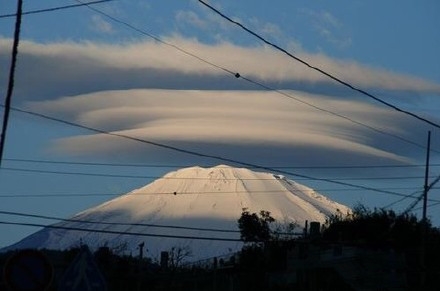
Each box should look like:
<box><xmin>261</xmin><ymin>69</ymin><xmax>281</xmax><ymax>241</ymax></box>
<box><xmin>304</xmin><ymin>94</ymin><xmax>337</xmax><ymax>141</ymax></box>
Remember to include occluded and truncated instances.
<box><xmin>0</xmin><ymin>0</ymin><xmax>439</xmax><ymax>248</ymax></box>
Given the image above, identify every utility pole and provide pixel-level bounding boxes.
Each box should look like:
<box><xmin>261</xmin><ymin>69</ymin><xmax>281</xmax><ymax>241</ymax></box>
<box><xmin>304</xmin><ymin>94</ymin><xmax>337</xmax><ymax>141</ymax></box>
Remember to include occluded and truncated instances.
<box><xmin>422</xmin><ymin>131</ymin><xmax>431</xmax><ymax>223</ymax></box>
<box><xmin>420</xmin><ymin>131</ymin><xmax>431</xmax><ymax>288</ymax></box>
<box><xmin>0</xmin><ymin>0</ymin><xmax>23</xmax><ymax>167</ymax></box>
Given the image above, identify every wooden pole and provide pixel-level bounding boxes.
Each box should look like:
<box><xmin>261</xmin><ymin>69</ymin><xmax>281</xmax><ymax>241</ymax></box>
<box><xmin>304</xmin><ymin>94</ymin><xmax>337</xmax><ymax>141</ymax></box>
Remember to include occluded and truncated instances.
<box><xmin>420</xmin><ymin>131</ymin><xmax>431</xmax><ymax>288</ymax></box>
<box><xmin>0</xmin><ymin>0</ymin><xmax>23</xmax><ymax>166</ymax></box>
<box><xmin>422</xmin><ymin>131</ymin><xmax>431</xmax><ymax>222</ymax></box>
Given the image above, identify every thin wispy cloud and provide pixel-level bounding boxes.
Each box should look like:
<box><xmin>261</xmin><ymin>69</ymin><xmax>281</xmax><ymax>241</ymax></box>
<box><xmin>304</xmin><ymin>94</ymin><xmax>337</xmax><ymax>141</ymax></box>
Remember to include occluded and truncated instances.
<box><xmin>301</xmin><ymin>9</ymin><xmax>352</xmax><ymax>49</ymax></box>
<box><xmin>176</xmin><ymin>10</ymin><xmax>209</xmax><ymax>30</ymax></box>
<box><xmin>91</xmin><ymin>15</ymin><xmax>114</xmax><ymax>34</ymax></box>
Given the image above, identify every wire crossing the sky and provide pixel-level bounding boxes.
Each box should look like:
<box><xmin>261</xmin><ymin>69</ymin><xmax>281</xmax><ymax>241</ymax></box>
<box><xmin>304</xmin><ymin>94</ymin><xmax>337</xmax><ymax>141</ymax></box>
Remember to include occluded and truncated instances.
<box><xmin>1</xmin><ymin>166</ymin><xmax>436</xmax><ymax>182</ymax></box>
<box><xmin>0</xmin><ymin>187</ymin><xmax>429</xmax><ymax>198</ymax></box>
<box><xmin>0</xmin><ymin>210</ymin><xmax>240</xmax><ymax>234</ymax></box>
<box><xmin>4</xmin><ymin>158</ymin><xmax>440</xmax><ymax>169</ymax></box>
<box><xmin>0</xmin><ymin>221</ymin><xmax>242</xmax><ymax>242</ymax></box>
<box><xmin>0</xmin><ymin>210</ymin><xmax>300</xmax><ymax>241</ymax></box>
<box><xmin>197</xmin><ymin>0</ymin><xmax>440</xmax><ymax>130</ymax></box>
<box><xmin>0</xmin><ymin>0</ymin><xmax>114</xmax><ymax>18</ymax></box>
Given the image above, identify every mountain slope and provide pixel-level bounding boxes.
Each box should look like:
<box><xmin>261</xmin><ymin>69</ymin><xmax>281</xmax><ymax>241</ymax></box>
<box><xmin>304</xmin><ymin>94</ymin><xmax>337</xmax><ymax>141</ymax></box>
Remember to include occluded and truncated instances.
<box><xmin>3</xmin><ymin>165</ymin><xmax>350</xmax><ymax>261</ymax></box>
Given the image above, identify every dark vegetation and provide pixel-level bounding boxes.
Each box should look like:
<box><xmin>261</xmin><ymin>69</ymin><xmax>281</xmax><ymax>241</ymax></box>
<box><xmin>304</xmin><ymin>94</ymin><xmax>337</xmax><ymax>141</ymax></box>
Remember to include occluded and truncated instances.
<box><xmin>237</xmin><ymin>205</ymin><xmax>440</xmax><ymax>290</ymax></box>
<box><xmin>322</xmin><ymin>205</ymin><xmax>437</xmax><ymax>248</ymax></box>
<box><xmin>238</xmin><ymin>208</ymin><xmax>275</xmax><ymax>242</ymax></box>
<box><xmin>1</xmin><ymin>205</ymin><xmax>440</xmax><ymax>290</ymax></box>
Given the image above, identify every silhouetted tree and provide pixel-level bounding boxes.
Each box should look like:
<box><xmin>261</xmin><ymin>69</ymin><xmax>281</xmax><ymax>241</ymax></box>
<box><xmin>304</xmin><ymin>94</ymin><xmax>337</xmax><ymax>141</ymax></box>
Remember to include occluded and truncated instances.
<box><xmin>238</xmin><ymin>208</ymin><xmax>275</xmax><ymax>242</ymax></box>
<box><xmin>168</xmin><ymin>244</ymin><xmax>192</xmax><ymax>270</ymax></box>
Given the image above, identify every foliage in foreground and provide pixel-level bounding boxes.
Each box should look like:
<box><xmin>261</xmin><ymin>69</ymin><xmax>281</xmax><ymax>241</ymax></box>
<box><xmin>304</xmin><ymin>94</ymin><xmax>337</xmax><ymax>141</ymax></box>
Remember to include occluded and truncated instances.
<box><xmin>322</xmin><ymin>204</ymin><xmax>440</xmax><ymax>249</ymax></box>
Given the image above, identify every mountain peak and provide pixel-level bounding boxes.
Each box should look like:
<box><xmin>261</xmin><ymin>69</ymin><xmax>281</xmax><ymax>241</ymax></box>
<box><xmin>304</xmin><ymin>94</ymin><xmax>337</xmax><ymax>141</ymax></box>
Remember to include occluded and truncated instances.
<box><xmin>3</xmin><ymin>165</ymin><xmax>350</xmax><ymax>260</ymax></box>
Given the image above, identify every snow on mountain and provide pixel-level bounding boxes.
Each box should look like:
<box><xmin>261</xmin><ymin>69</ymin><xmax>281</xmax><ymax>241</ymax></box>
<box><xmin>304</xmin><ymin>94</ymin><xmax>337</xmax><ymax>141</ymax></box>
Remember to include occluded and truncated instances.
<box><xmin>3</xmin><ymin>165</ymin><xmax>350</xmax><ymax>261</ymax></box>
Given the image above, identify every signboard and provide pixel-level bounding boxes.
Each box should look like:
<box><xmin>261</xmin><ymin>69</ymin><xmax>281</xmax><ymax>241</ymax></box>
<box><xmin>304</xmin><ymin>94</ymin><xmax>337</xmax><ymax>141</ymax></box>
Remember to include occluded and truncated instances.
<box><xmin>58</xmin><ymin>246</ymin><xmax>107</xmax><ymax>291</ymax></box>
<box><xmin>4</xmin><ymin>249</ymin><xmax>53</xmax><ymax>291</ymax></box>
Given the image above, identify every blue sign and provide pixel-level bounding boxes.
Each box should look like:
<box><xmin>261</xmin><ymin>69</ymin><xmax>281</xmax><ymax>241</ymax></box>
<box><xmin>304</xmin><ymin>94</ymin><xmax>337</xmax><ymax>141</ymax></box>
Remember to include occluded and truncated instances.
<box><xmin>59</xmin><ymin>246</ymin><xmax>107</xmax><ymax>291</ymax></box>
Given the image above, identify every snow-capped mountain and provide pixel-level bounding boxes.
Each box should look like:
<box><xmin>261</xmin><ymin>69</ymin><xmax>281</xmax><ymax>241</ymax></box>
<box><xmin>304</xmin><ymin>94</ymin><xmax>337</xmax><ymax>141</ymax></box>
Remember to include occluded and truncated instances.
<box><xmin>3</xmin><ymin>165</ymin><xmax>350</xmax><ymax>261</ymax></box>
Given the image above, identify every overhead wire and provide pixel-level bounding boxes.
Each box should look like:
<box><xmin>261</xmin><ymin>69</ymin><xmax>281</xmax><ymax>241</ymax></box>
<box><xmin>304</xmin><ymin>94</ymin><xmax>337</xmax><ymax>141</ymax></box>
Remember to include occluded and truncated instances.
<box><xmin>0</xmin><ymin>187</ymin><xmax>427</xmax><ymax>198</ymax></box>
<box><xmin>0</xmin><ymin>210</ymin><xmax>240</xmax><ymax>234</ymax></box>
<box><xmin>403</xmin><ymin>192</ymin><xmax>425</xmax><ymax>214</ymax></box>
<box><xmin>414</xmin><ymin>201</ymin><xmax>440</xmax><ymax>212</ymax></box>
<box><xmin>0</xmin><ymin>220</ymin><xmax>242</xmax><ymax>242</ymax></box>
<box><xmin>4</xmin><ymin>157</ymin><xmax>440</xmax><ymax>169</ymax></box>
<box><xmin>0</xmin><ymin>0</ymin><xmax>115</xmax><ymax>19</ymax></box>
<box><xmin>382</xmin><ymin>190</ymin><xmax>424</xmax><ymax>209</ymax></box>
<box><xmin>0</xmin><ymin>210</ymin><xmax>302</xmax><ymax>239</ymax></box>
<box><xmin>6</xmin><ymin>158</ymin><xmax>440</xmax><ymax>172</ymax></box>
<box><xmin>404</xmin><ymin>175</ymin><xmax>440</xmax><ymax>214</ymax></box>
<box><xmin>1</xmin><ymin>166</ymin><xmax>436</xmax><ymax>182</ymax></box>
<box><xmin>197</xmin><ymin>0</ymin><xmax>440</xmax><ymax>130</ymax></box>
<box><xmin>385</xmin><ymin>174</ymin><xmax>440</xmax><ymax>212</ymax></box>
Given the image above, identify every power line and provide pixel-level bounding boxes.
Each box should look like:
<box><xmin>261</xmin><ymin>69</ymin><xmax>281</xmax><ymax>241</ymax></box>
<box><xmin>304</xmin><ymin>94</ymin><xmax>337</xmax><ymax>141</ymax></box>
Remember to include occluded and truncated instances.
<box><xmin>71</xmin><ymin>2</ymin><xmax>438</xmax><ymax>154</ymax></box>
<box><xmin>0</xmin><ymin>220</ymin><xmax>242</xmax><ymax>242</ymax></box>
<box><xmin>0</xmin><ymin>187</ymin><xmax>429</xmax><ymax>198</ymax></box>
<box><xmin>1</xmin><ymin>166</ymin><xmax>435</xmax><ymax>182</ymax></box>
<box><xmin>414</xmin><ymin>201</ymin><xmax>440</xmax><ymax>212</ymax></box>
<box><xmin>0</xmin><ymin>208</ymin><xmax>299</xmax><ymax>241</ymax></box>
<box><xmin>0</xmin><ymin>187</ymin><xmax>432</xmax><ymax>198</ymax></box>
<box><xmin>0</xmin><ymin>210</ymin><xmax>240</xmax><ymax>234</ymax></box>
<box><xmin>5</xmin><ymin>158</ymin><xmax>191</xmax><ymax>168</ymax></box>
<box><xmin>5</xmin><ymin>158</ymin><xmax>439</xmax><ymax>169</ymax></box>
<box><xmin>0</xmin><ymin>0</ymin><xmax>114</xmax><ymax>19</ymax></box>
<box><xmin>197</xmin><ymin>0</ymin><xmax>440</xmax><ymax>130</ymax></box>
<box><xmin>401</xmin><ymin>177</ymin><xmax>440</xmax><ymax>213</ymax></box>
<box><xmin>403</xmin><ymin>192</ymin><xmax>425</xmax><ymax>214</ymax></box>
<box><xmin>1</xmin><ymin>167</ymin><xmax>164</xmax><ymax>179</ymax></box>
<box><xmin>0</xmin><ymin>192</ymin><xmax>122</xmax><ymax>198</ymax></box>
<box><xmin>0</xmin><ymin>0</ymin><xmax>22</xmax><ymax>167</ymax></box>
<box><xmin>382</xmin><ymin>190</ymin><xmax>423</xmax><ymax>209</ymax></box>
<box><xmin>3</xmin><ymin>106</ymin><xmax>421</xmax><ymax>199</ymax></box>
<box><xmin>2</xmin><ymin>186</ymin><xmax>436</xmax><ymax>201</ymax></box>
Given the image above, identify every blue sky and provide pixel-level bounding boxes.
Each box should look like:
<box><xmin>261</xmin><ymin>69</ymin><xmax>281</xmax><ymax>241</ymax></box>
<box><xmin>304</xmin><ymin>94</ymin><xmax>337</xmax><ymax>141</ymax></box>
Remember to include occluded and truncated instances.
<box><xmin>0</xmin><ymin>0</ymin><xmax>439</xmax><ymax>248</ymax></box>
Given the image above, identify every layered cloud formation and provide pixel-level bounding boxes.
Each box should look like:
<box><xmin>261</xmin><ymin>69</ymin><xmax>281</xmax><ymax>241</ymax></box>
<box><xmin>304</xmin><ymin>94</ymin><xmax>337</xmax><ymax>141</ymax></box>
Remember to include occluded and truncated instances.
<box><xmin>1</xmin><ymin>37</ymin><xmax>439</xmax><ymax>166</ymax></box>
